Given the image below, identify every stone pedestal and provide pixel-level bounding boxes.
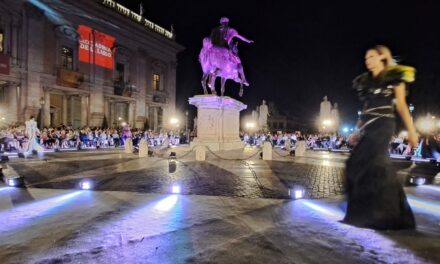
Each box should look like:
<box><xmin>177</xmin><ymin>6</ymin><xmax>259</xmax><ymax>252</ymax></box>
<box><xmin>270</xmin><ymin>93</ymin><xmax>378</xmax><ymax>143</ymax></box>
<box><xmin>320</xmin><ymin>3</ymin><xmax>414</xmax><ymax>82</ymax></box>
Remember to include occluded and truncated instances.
<box><xmin>124</xmin><ymin>138</ymin><xmax>133</xmax><ymax>154</ymax></box>
<box><xmin>295</xmin><ymin>140</ymin><xmax>306</xmax><ymax>157</ymax></box>
<box><xmin>263</xmin><ymin>141</ymin><xmax>272</xmax><ymax>160</ymax></box>
<box><xmin>285</xmin><ymin>139</ymin><xmax>291</xmax><ymax>151</ymax></box>
<box><xmin>195</xmin><ymin>142</ymin><xmax>206</xmax><ymax>161</ymax></box>
<box><xmin>189</xmin><ymin>95</ymin><xmax>247</xmax><ymax>151</ymax></box>
<box><xmin>138</xmin><ymin>139</ymin><xmax>148</xmax><ymax>158</ymax></box>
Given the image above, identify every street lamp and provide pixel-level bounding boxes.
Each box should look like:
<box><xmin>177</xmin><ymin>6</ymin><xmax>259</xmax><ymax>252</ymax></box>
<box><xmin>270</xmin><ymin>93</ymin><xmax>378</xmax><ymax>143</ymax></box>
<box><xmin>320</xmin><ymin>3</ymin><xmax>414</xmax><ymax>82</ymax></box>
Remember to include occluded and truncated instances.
<box><xmin>170</xmin><ymin>117</ymin><xmax>179</xmax><ymax>131</ymax></box>
<box><xmin>170</xmin><ymin>118</ymin><xmax>179</xmax><ymax>125</ymax></box>
<box><xmin>246</xmin><ymin>122</ymin><xmax>256</xmax><ymax>129</ymax></box>
<box><xmin>39</xmin><ymin>97</ymin><xmax>45</xmax><ymax>130</ymax></box>
<box><xmin>357</xmin><ymin>110</ymin><xmax>362</xmax><ymax>118</ymax></box>
<box><xmin>416</xmin><ymin>117</ymin><xmax>435</xmax><ymax>133</ymax></box>
<box><xmin>322</xmin><ymin>119</ymin><xmax>332</xmax><ymax>126</ymax></box>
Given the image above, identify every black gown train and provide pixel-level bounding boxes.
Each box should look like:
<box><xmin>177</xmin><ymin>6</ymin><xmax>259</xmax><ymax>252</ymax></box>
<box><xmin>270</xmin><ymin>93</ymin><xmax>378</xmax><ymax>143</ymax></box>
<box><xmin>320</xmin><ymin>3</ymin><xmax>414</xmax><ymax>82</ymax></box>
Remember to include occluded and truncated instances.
<box><xmin>343</xmin><ymin>65</ymin><xmax>416</xmax><ymax>230</ymax></box>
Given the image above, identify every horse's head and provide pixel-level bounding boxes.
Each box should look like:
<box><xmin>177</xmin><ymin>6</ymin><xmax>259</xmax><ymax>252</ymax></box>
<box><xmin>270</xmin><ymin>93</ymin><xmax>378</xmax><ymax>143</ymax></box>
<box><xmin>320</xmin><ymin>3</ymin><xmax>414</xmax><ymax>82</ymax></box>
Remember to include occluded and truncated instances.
<box><xmin>202</xmin><ymin>37</ymin><xmax>213</xmax><ymax>49</ymax></box>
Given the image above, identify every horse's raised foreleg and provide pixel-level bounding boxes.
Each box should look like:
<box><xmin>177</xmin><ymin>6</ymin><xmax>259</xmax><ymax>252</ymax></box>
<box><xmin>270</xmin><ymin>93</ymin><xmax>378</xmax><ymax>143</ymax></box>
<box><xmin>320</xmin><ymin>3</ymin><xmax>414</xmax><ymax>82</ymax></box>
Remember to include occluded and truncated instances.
<box><xmin>238</xmin><ymin>64</ymin><xmax>249</xmax><ymax>86</ymax></box>
<box><xmin>220</xmin><ymin>77</ymin><xmax>227</xmax><ymax>97</ymax></box>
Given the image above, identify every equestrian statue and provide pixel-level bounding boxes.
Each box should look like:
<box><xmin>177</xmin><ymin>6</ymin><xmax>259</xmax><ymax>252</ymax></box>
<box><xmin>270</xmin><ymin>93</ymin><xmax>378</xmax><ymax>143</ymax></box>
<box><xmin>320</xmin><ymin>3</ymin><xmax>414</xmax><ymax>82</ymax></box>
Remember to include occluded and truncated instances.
<box><xmin>199</xmin><ymin>17</ymin><xmax>253</xmax><ymax>97</ymax></box>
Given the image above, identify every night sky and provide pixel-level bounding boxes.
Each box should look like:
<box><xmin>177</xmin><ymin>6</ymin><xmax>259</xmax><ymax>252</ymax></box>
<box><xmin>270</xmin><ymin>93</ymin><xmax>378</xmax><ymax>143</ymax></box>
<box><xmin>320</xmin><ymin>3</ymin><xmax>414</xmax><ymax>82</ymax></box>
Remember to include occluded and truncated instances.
<box><xmin>121</xmin><ymin>0</ymin><xmax>440</xmax><ymax>129</ymax></box>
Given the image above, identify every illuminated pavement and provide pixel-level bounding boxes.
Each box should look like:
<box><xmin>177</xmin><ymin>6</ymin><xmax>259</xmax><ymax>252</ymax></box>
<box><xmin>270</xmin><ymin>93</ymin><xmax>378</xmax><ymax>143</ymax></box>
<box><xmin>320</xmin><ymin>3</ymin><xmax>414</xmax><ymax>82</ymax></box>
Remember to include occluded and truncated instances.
<box><xmin>3</xmin><ymin>148</ymin><xmax>348</xmax><ymax>199</ymax></box>
<box><xmin>0</xmin><ymin>148</ymin><xmax>439</xmax><ymax>263</ymax></box>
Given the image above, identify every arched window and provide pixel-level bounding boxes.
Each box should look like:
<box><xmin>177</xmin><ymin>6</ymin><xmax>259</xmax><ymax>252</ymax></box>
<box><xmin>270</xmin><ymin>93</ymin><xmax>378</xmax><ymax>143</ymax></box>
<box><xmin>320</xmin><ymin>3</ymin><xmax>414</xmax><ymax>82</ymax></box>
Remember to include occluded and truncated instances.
<box><xmin>153</xmin><ymin>73</ymin><xmax>161</xmax><ymax>91</ymax></box>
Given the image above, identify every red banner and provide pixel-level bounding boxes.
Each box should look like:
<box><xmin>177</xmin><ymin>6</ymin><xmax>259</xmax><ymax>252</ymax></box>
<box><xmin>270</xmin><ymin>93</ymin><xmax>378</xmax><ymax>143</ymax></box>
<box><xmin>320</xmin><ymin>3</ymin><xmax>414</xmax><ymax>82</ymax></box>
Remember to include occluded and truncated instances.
<box><xmin>78</xmin><ymin>25</ymin><xmax>115</xmax><ymax>69</ymax></box>
<box><xmin>0</xmin><ymin>53</ymin><xmax>10</xmax><ymax>75</ymax></box>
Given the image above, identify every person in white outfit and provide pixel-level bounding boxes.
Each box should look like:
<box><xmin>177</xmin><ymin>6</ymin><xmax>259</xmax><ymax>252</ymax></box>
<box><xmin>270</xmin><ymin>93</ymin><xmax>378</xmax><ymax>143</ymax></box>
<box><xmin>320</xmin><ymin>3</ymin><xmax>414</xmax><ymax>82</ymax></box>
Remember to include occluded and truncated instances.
<box><xmin>24</xmin><ymin>116</ymin><xmax>43</xmax><ymax>154</ymax></box>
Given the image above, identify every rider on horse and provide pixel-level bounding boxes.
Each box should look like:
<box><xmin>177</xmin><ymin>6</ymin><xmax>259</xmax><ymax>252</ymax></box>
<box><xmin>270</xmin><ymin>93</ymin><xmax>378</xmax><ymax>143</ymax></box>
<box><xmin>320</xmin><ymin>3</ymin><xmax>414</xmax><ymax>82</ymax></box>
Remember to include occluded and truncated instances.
<box><xmin>209</xmin><ymin>17</ymin><xmax>253</xmax><ymax>86</ymax></box>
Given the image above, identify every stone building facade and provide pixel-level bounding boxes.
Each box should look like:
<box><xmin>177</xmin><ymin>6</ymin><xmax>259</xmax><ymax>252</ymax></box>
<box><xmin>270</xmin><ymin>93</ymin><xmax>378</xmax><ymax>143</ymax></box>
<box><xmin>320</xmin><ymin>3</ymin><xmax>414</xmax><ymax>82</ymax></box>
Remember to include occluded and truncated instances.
<box><xmin>0</xmin><ymin>0</ymin><xmax>183</xmax><ymax>131</ymax></box>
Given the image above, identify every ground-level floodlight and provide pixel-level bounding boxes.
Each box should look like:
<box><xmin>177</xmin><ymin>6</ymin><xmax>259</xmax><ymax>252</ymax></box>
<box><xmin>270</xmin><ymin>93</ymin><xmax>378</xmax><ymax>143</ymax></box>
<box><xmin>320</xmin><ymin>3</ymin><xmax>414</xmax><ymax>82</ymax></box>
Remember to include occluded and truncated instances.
<box><xmin>79</xmin><ymin>180</ymin><xmax>93</xmax><ymax>190</ymax></box>
<box><xmin>289</xmin><ymin>186</ymin><xmax>305</xmax><ymax>199</ymax></box>
<box><xmin>172</xmin><ymin>185</ymin><xmax>181</xmax><ymax>194</ymax></box>
<box><xmin>4</xmin><ymin>176</ymin><xmax>24</xmax><ymax>188</ymax></box>
<box><xmin>409</xmin><ymin>176</ymin><xmax>426</xmax><ymax>186</ymax></box>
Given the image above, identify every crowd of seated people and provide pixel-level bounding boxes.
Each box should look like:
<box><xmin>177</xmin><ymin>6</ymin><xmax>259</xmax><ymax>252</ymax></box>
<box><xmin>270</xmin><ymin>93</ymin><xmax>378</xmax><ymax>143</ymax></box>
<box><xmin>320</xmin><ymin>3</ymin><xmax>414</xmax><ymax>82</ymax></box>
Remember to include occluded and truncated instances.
<box><xmin>241</xmin><ymin>131</ymin><xmax>349</xmax><ymax>150</ymax></box>
<box><xmin>240</xmin><ymin>130</ymin><xmax>440</xmax><ymax>160</ymax></box>
<box><xmin>0</xmin><ymin>125</ymin><xmax>189</xmax><ymax>153</ymax></box>
<box><xmin>1</xmin><ymin>124</ymin><xmax>439</xmax><ymax>161</ymax></box>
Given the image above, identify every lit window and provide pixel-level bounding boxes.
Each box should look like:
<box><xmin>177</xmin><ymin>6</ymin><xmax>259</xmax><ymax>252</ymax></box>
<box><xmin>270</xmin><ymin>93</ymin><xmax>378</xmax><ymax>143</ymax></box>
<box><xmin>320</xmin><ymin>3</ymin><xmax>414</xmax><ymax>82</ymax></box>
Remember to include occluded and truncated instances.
<box><xmin>0</xmin><ymin>31</ymin><xmax>4</xmax><ymax>53</ymax></box>
<box><xmin>61</xmin><ymin>46</ymin><xmax>73</xmax><ymax>70</ymax></box>
<box><xmin>153</xmin><ymin>74</ymin><xmax>161</xmax><ymax>90</ymax></box>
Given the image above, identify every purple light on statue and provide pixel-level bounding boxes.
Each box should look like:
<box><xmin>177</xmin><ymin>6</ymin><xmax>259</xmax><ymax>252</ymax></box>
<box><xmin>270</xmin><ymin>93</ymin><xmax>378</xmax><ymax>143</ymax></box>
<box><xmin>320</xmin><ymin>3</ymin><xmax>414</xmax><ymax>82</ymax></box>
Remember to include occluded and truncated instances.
<box><xmin>199</xmin><ymin>17</ymin><xmax>253</xmax><ymax>97</ymax></box>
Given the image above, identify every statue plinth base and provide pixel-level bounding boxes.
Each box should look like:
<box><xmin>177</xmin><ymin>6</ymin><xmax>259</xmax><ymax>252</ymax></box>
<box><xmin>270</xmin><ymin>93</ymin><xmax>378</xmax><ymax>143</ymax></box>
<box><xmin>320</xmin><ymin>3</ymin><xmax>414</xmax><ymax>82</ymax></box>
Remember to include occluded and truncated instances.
<box><xmin>189</xmin><ymin>95</ymin><xmax>247</xmax><ymax>151</ymax></box>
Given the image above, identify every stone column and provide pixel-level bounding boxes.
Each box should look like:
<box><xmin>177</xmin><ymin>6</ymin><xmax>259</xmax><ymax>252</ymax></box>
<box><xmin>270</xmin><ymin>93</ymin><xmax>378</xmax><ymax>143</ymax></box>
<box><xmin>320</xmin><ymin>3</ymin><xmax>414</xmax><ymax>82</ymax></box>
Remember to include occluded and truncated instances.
<box><xmin>153</xmin><ymin>107</ymin><xmax>158</xmax><ymax>132</ymax></box>
<box><xmin>24</xmin><ymin>4</ymin><xmax>45</xmax><ymax>120</ymax></box>
<box><xmin>109</xmin><ymin>102</ymin><xmax>115</xmax><ymax>127</ymax></box>
<box><xmin>162</xmin><ymin>62</ymin><xmax>177</xmax><ymax>130</ymax></box>
<box><xmin>11</xmin><ymin>20</ymin><xmax>19</xmax><ymax>65</ymax></box>
<box><xmin>81</xmin><ymin>95</ymin><xmax>88</xmax><ymax>127</ymax></box>
<box><xmin>43</xmin><ymin>90</ymin><xmax>50</xmax><ymax>127</ymax></box>
<box><xmin>135</xmin><ymin>49</ymin><xmax>147</xmax><ymax>129</ymax></box>
<box><xmin>8</xmin><ymin>83</ymin><xmax>19</xmax><ymax>123</ymax></box>
<box><xmin>145</xmin><ymin>104</ymin><xmax>149</xmax><ymax>129</ymax></box>
<box><xmin>128</xmin><ymin>102</ymin><xmax>135</xmax><ymax>127</ymax></box>
<box><xmin>62</xmin><ymin>95</ymin><xmax>68</xmax><ymax>125</ymax></box>
<box><xmin>53</xmin><ymin>109</ymin><xmax>59</xmax><ymax>126</ymax></box>
<box><xmin>103</xmin><ymin>98</ymin><xmax>109</xmax><ymax>128</ymax></box>
<box><xmin>70</xmin><ymin>96</ymin><xmax>75</xmax><ymax>126</ymax></box>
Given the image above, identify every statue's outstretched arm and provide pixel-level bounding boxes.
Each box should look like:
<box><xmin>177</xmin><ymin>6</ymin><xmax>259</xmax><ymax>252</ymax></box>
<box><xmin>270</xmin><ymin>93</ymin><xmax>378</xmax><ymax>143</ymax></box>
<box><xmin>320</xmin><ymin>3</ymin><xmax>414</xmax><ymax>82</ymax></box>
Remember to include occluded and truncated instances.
<box><xmin>235</xmin><ymin>33</ymin><xmax>253</xmax><ymax>44</ymax></box>
<box><xmin>229</xmin><ymin>29</ymin><xmax>254</xmax><ymax>43</ymax></box>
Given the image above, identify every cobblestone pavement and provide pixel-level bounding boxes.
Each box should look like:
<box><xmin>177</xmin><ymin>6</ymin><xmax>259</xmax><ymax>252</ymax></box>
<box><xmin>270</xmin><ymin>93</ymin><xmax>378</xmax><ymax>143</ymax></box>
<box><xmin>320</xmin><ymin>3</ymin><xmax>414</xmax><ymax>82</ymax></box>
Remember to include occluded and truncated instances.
<box><xmin>1</xmin><ymin>148</ymin><xmax>440</xmax><ymax>264</ymax></box>
<box><xmin>4</xmin><ymin>147</ymin><xmax>438</xmax><ymax>199</ymax></box>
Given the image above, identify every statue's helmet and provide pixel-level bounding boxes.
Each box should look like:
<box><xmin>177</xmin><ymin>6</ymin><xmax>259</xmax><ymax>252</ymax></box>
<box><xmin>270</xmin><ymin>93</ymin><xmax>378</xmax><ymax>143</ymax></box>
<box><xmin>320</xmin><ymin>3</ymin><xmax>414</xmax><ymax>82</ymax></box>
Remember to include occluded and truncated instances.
<box><xmin>220</xmin><ymin>17</ymin><xmax>229</xmax><ymax>24</ymax></box>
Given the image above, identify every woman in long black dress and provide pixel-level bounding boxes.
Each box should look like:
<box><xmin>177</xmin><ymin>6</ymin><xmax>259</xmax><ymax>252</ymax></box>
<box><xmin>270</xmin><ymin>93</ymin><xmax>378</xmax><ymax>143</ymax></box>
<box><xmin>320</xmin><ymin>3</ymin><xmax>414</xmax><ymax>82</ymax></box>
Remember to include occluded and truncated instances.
<box><xmin>344</xmin><ymin>45</ymin><xmax>419</xmax><ymax>230</ymax></box>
